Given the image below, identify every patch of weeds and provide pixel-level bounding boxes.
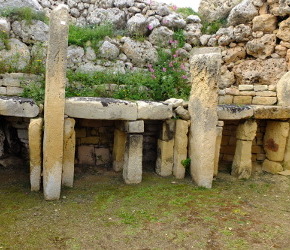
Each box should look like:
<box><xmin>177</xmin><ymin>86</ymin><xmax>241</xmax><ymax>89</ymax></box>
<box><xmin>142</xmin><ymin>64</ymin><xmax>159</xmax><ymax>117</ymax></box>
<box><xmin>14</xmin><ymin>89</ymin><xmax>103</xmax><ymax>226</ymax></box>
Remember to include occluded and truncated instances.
<box><xmin>176</xmin><ymin>7</ymin><xmax>199</xmax><ymax>18</ymax></box>
<box><xmin>173</xmin><ymin>29</ymin><xmax>186</xmax><ymax>48</ymax></box>
<box><xmin>0</xmin><ymin>30</ymin><xmax>10</xmax><ymax>50</ymax></box>
<box><xmin>68</xmin><ymin>23</ymin><xmax>114</xmax><ymax>52</ymax></box>
<box><xmin>201</xmin><ymin>18</ymin><xmax>227</xmax><ymax>35</ymax></box>
<box><xmin>21</xmin><ymin>79</ymin><xmax>45</xmax><ymax>104</ymax></box>
<box><xmin>0</xmin><ymin>7</ymin><xmax>48</xmax><ymax>24</ymax></box>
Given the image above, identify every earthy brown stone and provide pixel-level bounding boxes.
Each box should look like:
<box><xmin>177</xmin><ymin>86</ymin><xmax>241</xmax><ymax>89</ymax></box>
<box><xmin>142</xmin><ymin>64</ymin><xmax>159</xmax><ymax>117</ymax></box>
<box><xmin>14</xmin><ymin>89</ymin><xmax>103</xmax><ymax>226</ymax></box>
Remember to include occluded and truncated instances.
<box><xmin>262</xmin><ymin>159</ymin><xmax>283</xmax><ymax>174</ymax></box>
<box><xmin>214</xmin><ymin>126</ymin><xmax>223</xmax><ymax>176</ymax></box>
<box><xmin>252</xmin><ymin>14</ymin><xmax>277</xmax><ymax>32</ymax></box>
<box><xmin>113</xmin><ymin>128</ymin><xmax>126</xmax><ymax>172</ymax></box>
<box><xmin>156</xmin><ymin>139</ymin><xmax>174</xmax><ymax>177</ymax></box>
<box><xmin>236</xmin><ymin>120</ymin><xmax>257</xmax><ymax>141</ymax></box>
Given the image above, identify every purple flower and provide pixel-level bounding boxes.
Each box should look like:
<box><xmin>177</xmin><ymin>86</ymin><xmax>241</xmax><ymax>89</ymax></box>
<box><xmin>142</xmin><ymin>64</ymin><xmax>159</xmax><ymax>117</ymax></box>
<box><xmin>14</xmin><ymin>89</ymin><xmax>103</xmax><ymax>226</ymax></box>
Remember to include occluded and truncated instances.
<box><xmin>182</xmin><ymin>75</ymin><xmax>188</xmax><ymax>79</ymax></box>
<box><xmin>173</xmin><ymin>54</ymin><xmax>177</xmax><ymax>58</ymax></box>
<box><xmin>151</xmin><ymin>74</ymin><xmax>156</xmax><ymax>79</ymax></box>
<box><xmin>169</xmin><ymin>62</ymin><xmax>173</xmax><ymax>67</ymax></box>
<box><xmin>180</xmin><ymin>64</ymin><xmax>186</xmax><ymax>70</ymax></box>
<box><xmin>162</xmin><ymin>67</ymin><xmax>167</xmax><ymax>72</ymax></box>
<box><xmin>147</xmin><ymin>64</ymin><xmax>153</xmax><ymax>68</ymax></box>
<box><xmin>149</xmin><ymin>68</ymin><xmax>155</xmax><ymax>73</ymax></box>
<box><xmin>172</xmin><ymin>5</ymin><xmax>178</xmax><ymax>11</ymax></box>
<box><xmin>147</xmin><ymin>24</ymin><xmax>153</xmax><ymax>30</ymax></box>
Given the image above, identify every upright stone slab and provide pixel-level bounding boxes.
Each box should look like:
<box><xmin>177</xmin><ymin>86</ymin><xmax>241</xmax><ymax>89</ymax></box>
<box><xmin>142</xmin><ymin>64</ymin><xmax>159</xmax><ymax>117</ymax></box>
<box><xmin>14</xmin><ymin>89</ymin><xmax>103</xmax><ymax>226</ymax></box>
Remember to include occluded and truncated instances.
<box><xmin>264</xmin><ymin>121</ymin><xmax>289</xmax><ymax>162</ymax></box>
<box><xmin>283</xmin><ymin>124</ymin><xmax>290</xmax><ymax>170</ymax></box>
<box><xmin>43</xmin><ymin>5</ymin><xmax>69</xmax><ymax>200</ymax></box>
<box><xmin>214</xmin><ymin>126</ymin><xmax>223</xmax><ymax>177</ymax></box>
<box><xmin>29</xmin><ymin>118</ymin><xmax>43</xmax><ymax>191</ymax></box>
<box><xmin>188</xmin><ymin>47</ymin><xmax>221</xmax><ymax>188</ymax></box>
<box><xmin>62</xmin><ymin>118</ymin><xmax>76</xmax><ymax>188</ymax></box>
<box><xmin>232</xmin><ymin>120</ymin><xmax>257</xmax><ymax>179</ymax></box>
<box><xmin>156</xmin><ymin>139</ymin><xmax>174</xmax><ymax>176</ymax></box>
<box><xmin>173</xmin><ymin>120</ymin><xmax>189</xmax><ymax>179</ymax></box>
<box><xmin>113</xmin><ymin>128</ymin><xmax>126</xmax><ymax>172</ymax></box>
<box><xmin>123</xmin><ymin>134</ymin><xmax>143</xmax><ymax>184</ymax></box>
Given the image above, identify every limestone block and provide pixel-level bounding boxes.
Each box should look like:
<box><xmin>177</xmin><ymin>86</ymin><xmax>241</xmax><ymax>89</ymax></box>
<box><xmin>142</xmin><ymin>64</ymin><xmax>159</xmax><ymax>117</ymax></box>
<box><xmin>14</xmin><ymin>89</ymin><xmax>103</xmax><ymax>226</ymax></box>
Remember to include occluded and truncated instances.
<box><xmin>264</xmin><ymin>121</ymin><xmax>289</xmax><ymax>162</ymax></box>
<box><xmin>246</xmin><ymin>34</ymin><xmax>276</xmax><ymax>59</ymax></box>
<box><xmin>217</xmin><ymin>105</ymin><xmax>253</xmax><ymax>120</ymax></box>
<box><xmin>277</xmin><ymin>17</ymin><xmax>290</xmax><ymax>42</ymax></box>
<box><xmin>0</xmin><ymin>96</ymin><xmax>39</xmax><ymax>118</ymax></box>
<box><xmin>77</xmin><ymin>145</ymin><xmax>95</xmax><ymax>165</ymax></box>
<box><xmin>277</xmin><ymin>72</ymin><xmax>290</xmax><ymax>106</ymax></box>
<box><xmin>43</xmin><ymin>4</ymin><xmax>69</xmax><ymax>200</ymax></box>
<box><xmin>232</xmin><ymin>140</ymin><xmax>253</xmax><ymax>179</ymax></box>
<box><xmin>65</xmin><ymin>97</ymin><xmax>138</xmax><ymax>120</ymax></box>
<box><xmin>175</xmin><ymin>106</ymin><xmax>190</xmax><ymax>120</ymax></box>
<box><xmin>218</xmin><ymin>95</ymin><xmax>233</xmax><ymax>105</ymax></box>
<box><xmin>236</xmin><ymin>120</ymin><xmax>257</xmax><ymax>141</ymax></box>
<box><xmin>253</xmin><ymin>106</ymin><xmax>290</xmax><ymax>119</ymax></box>
<box><xmin>252</xmin><ymin>96</ymin><xmax>277</xmax><ymax>105</ymax></box>
<box><xmin>160</xmin><ymin>119</ymin><xmax>175</xmax><ymax>141</ymax></box>
<box><xmin>238</xmin><ymin>85</ymin><xmax>254</xmax><ymax>91</ymax></box>
<box><xmin>233</xmin><ymin>96</ymin><xmax>252</xmax><ymax>105</ymax></box>
<box><xmin>164</xmin><ymin>98</ymin><xmax>184</xmax><ymax>108</ymax></box>
<box><xmin>123</xmin><ymin>134</ymin><xmax>143</xmax><ymax>184</ymax></box>
<box><xmin>189</xmin><ymin>47</ymin><xmax>221</xmax><ymax>188</ymax></box>
<box><xmin>113</xmin><ymin>129</ymin><xmax>126</xmax><ymax>172</ymax></box>
<box><xmin>156</xmin><ymin>139</ymin><xmax>174</xmax><ymax>177</ymax></box>
<box><xmin>214</xmin><ymin>126</ymin><xmax>223</xmax><ymax>177</ymax></box>
<box><xmin>262</xmin><ymin>159</ymin><xmax>283</xmax><ymax>174</ymax></box>
<box><xmin>95</xmin><ymin>148</ymin><xmax>110</xmax><ymax>166</ymax></box>
<box><xmin>283</xmin><ymin>124</ymin><xmax>290</xmax><ymax>170</ymax></box>
<box><xmin>173</xmin><ymin>120</ymin><xmax>189</xmax><ymax>179</ymax></box>
<box><xmin>256</xmin><ymin>91</ymin><xmax>276</xmax><ymax>97</ymax></box>
<box><xmin>6</xmin><ymin>87</ymin><xmax>23</xmax><ymax>96</ymax></box>
<box><xmin>29</xmin><ymin>118</ymin><xmax>43</xmax><ymax>191</ymax></box>
<box><xmin>136</xmin><ymin>101</ymin><xmax>173</xmax><ymax>120</ymax></box>
<box><xmin>124</xmin><ymin>120</ymin><xmax>144</xmax><ymax>133</ymax></box>
<box><xmin>62</xmin><ymin>118</ymin><xmax>76</xmax><ymax>188</ymax></box>
<box><xmin>254</xmin><ymin>85</ymin><xmax>268</xmax><ymax>91</ymax></box>
<box><xmin>252</xmin><ymin>14</ymin><xmax>277</xmax><ymax>32</ymax></box>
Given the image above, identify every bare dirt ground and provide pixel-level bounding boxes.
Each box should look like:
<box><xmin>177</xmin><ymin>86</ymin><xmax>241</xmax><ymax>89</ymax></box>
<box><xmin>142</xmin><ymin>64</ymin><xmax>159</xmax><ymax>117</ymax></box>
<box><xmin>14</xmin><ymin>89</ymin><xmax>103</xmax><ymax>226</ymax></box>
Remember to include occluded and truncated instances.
<box><xmin>0</xmin><ymin>165</ymin><xmax>290</xmax><ymax>250</ymax></box>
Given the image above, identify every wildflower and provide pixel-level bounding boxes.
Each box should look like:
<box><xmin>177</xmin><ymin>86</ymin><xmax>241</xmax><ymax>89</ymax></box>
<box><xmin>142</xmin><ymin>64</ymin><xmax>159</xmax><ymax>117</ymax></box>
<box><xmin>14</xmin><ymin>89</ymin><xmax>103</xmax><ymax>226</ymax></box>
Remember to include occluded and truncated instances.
<box><xmin>147</xmin><ymin>64</ymin><xmax>153</xmax><ymax>68</ymax></box>
<box><xmin>149</xmin><ymin>67</ymin><xmax>155</xmax><ymax>73</ymax></box>
<box><xmin>169</xmin><ymin>61</ymin><xmax>173</xmax><ymax>67</ymax></box>
<box><xmin>180</xmin><ymin>64</ymin><xmax>186</xmax><ymax>70</ymax></box>
<box><xmin>173</xmin><ymin>54</ymin><xmax>177</xmax><ymax>58</ymax></box>
<box><xmin>162</xmin><ymin>67</ymin><xmax>167</xmax><ymax>72</ymax></box>
<box><xmin>182</xmin><ymin>75</ymin><xmax>188</xmax><ymax>79</ymax></box>
<box><xmin>151</xmin><ymin>74</ymin><xmax>156</xmax><ymax>79</ymax></box>
<box><xmin>172</xmin><ymin>5</ymin><xmax>178</xmax><ymax>11</ymax></box>
<box><xmin>147</xmin><ymin>24</ymin><xmax>153</xmax><ymax>30</ymax></box>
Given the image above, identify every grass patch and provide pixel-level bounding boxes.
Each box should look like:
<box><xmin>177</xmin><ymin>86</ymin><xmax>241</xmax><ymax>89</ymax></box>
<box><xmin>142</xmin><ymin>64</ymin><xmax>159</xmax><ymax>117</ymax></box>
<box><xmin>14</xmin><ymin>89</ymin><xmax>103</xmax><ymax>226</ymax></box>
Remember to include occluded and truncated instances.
<box><xmin>176</xmin><ymin>7</ymin><xmax>199</xmax><ymax>18</ymax></box>
<box><xmin>201</xmin><ymin>18</ymin><xmax>227</xmax><ymax>35</ymax></box>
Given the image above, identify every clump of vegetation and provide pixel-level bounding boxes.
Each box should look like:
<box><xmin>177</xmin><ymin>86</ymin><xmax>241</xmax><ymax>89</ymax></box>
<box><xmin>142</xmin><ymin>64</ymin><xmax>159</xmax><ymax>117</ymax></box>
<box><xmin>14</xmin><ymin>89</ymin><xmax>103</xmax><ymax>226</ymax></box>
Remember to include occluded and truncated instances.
<box><xmin>201</xmin><ymin>18</ymin><xmax>227</xmax><ymax>35</ymax></box>
<box><xmin>21</xmin><ymin>80</ymin><xmax>45</xmax><ymax>104</ymax></box>
<box><xmin>176</xmin><ymin>7</ymin><xmax>199</xmax><ymax>18</ymax></box>
<box><xmin>68</xmin><ymin>23</ymin><xmax>114</xmax><ymax>52</ymax></box>
<box><xmin>181</xmin><ymin>158</ymin><xmax>191</xmax><ymax>169</ymax></box>
<box><xmin>0</xmin><ymin>30</ymin><xmax>10</xmax><ymax>50</ymax></box>
<box><xmin>0</xmin><ymin>7</ymin><xmax>48</xmax><ymax>24</ymax></box>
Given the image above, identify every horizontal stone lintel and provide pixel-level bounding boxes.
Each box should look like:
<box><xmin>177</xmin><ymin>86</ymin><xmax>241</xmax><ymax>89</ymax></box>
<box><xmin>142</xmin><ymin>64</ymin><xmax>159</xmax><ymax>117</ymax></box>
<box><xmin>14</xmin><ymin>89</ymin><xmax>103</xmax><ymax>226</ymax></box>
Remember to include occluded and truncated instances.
<box><xmin>0</xmin><ymin>96</ymin><xmax>39</xmax><ymax>118</ymax></box>
<box><xmin>218</xmin><ymin>105</ymin><xmax>290</xmax><ymax>120</ymax></box>
<box><xmin>65</xmin><ymin>97</ymin><xmax>173</xmax><ymax>120</ymax></box>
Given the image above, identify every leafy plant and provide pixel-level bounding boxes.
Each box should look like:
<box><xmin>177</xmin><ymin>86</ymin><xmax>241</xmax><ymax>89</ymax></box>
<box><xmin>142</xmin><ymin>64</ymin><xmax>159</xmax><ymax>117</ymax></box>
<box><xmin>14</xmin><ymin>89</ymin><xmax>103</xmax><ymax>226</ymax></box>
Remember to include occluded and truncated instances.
<box><xmin>176</xmin><ymin>7</ymin><xmax>199</xmax><ymax>18</ymax></box>
<box><xmin>201</xmin><ymin>18</ymin><xmax>227</xmax><ymax>35</ymax></box>
<box><xmin>0</xmin><ymin>7</ymin><xmax>48</xmax><ymax>24</ymax></box>
<box><xmin>0</xmin><ymin>30</ymin><xmax>10</xmax><ymax>50</ymax></box>
<box><xmin>21</xmin><ymin>80</ymin><xmax>45</xmax><ymax>104</ymax></box>
<box><xmin>181</xmin><ymin>158</ymin><xmax>191</xmax><ymax>169</ymax></box>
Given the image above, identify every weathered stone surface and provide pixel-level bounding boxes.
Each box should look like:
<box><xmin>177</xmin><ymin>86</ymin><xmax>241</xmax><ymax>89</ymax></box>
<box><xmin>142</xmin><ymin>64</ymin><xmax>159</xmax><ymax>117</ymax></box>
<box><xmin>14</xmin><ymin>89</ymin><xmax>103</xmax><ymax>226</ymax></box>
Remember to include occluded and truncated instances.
<box><xmin>222</xmin><ymin>47</ymin><xmax>246</xmax><ymax>63</ymax></box>
<box><xmin>173</xmin><ymin>120</ymin><xmax>189</xmax><ymax>179</ymax></box>
<box><xmin>121</xmin><ymin>37</ymin><xmax>158</xmax><ymax>67</ymax></box>
<box><xmin>164</xmin><ymin>98</ymin><xmax>184</xmax><ymax>108</ymax></box>
<box><xmin>0</xmin><ymin>18</ymin><xmax>10</xmax><ymax>34</ymax></box>
<box><xmin>162</xmin><ymin>14</ymin><xmax>186</xmax><ymax>29</ymax></box>
<box><xmin>0</xmin><ymin>96</ymin><xmax>39</xmax><ymax>117</ymax></box>
<box><xmin>99</xmin><ymin>41</ymin><xmax>120</xmax><ymax>60</ymax></box>
<box><xmin>277</xmin><ymin>72</ymin><xmax>290</xmax><ymax>107</ymax></box>
<box><xmin>149</xmin><ymin>26</ymin><xmax>174</xmax><ymax>46</ymax></box>
<box><xmin>217</xmin><ymin>105</ymin><xmax>253</xmax><ymax>120</ymax></box>
<box><xmin>62</xmin><ymin>118</ymin><xmax>76</xmax><ymax>188</ymax></box>
<box><xmin>43</xmin><ymin>5</ymin><xmax>69</xmax><ymax>200</ymax></box>
<box><xmin>29</xmin><ymin>118</ymin><xmax>43</xmax><ymax>192</ymax></box>
<box><xmin>0</xmin><ymin>0</ymin><xmax>42</xmax><ymax>10</ymax></box>
<box><xmin>124</xmin><ymin>120</ymin><xmax>144</xmax><ymax>133</ymax></box>
<box><xmin>77</xmin><ymin>145</ymin><xmax>95</xmax><ymax>165</ymax></box>
<box><xmin>232</xmin><ymin>140</ymin><xmax>253</xmax><ymax>179</ymax></box>
<box><xmin>156</xmin><ymin>139</ymin><xmax>174</xmax><ymax>177</ymax></box>
<box><xmin>227</xmin><ymin>0</ymin><xmax>258</xmax><ymax>26</ymax></box>
<box><xmin>67</xmin><ymin>45</ymin><xmax>84</xmax><ymax>67</ymax></box>
<box><xmin>65</xmin><ymin>97</ymin><xmax>138</xmax><ymax>120</ymax></box>
<box><xmin>136</xmin><ymin>101</ymin><xmax>172</xmax><ymax>120</ymax></box>
<box><xmin>233</xmin><ymin>96</ymin><xmax>252</xmax><ymax>105</ymax></box>
<box><xmin>264</xmin><ymin>121</ymin><xmax>289</xmax><ymax>162</ymax></box>
<box><xmin>283</xmin><ymin>124</ymin><xmax>290</xmax><ymax>170</ymax></box>
<box><xmin>262</xmin><ymin>159</ymin><xmax>283</xmax><ymax>174</ymax></box>
<box><xmin>198</xmin><ymin>0</ymin><xmax>241</xmax><ymax>22</ymax></box>
<box><xmin>175</xmin><ymin>106</ymin><xmax>190</xmax><ymax>120</ymax></box>
<box><xmin>252</xmin><ymin>14</ymin><xmax>277</xmax><ymax>32</ymax></box>
<box><xmin>123</xmin><ymin>134</ymin><xmax>143</xmax><ymax>184</ymax></box>
<box><xmin>253</xmin><ymin>106</ymin><xmax>290</xmax><ymax>119</ymax></box>
<box><xmin>214</xmin><ymin>126</ymin><xmax>223</xmax><ymax>176</ymax></box>
<box><xmin>252</xmin><ymin>96</ymin><xmax>277</xmax><ymax>105</ymax></box>
<box><xmin>236</xmin><ymin>120</ymin><xmax>257</xmax><ymax>141</ymax></box>
<box><xmin>189</xmin><ymin>48</ymin><xmax>221</xmax><ymax>188</ymax></box>
<box><xmin>127</xmin><ymin>14</ymin><xmax>147</xmax><ymax>36</ymax></box>
<box><xmin>160</xmin><ymin>119</ymin><xmax>175</xmax><ymax>141</ymax></box>
<box><xmin>233</xmin><ymin>59</ymin><xmax>287</xmax><ymax>86</ymax></box>
<box><xmin>246</xmin><ymin>34</ymin><xmax>276</xmax><ymax>59</ymax></box>
<box><xmin>113</xmin><ymin>129</ymin><xmax>126</xmax><ymax>172</ymax></box>
<box><xmin>277</xmin><ymin>17</ymin><xmax>290</xmax><ymax>42</ymax></box>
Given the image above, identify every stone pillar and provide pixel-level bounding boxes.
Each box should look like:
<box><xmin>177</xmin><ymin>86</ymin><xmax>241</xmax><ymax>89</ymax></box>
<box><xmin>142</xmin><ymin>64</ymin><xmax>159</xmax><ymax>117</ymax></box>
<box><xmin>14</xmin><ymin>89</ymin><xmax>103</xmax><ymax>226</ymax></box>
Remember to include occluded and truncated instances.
<box><xmin>283</xmin><ymin>123</ymin><xmax>290</xmax><ymax>170</ymax></box>
<box><xmin>232</xmin><ymin>120</ymin><xmax>257</xmax><ymax>179</ymax></box>
<box><xmin>62</xmin><ymin>118</ymin><xmax>76</xmax><ymax>188</ymax></box>
<box><xmin>112</xmin><ymin>128</ymin><xmax>126</xmax><ymax>172</ymax></box>
<box><xmin>173</xmin><ymin>120</ymin><xmax>189</xmax><ymax>179</ymax></box>
<box><xmin>123</xmin><ymin>121</ymin><xmax>144</xmax><ymax>184</ymax></box>
<box><xmin>188</xmin><ymin>48</ymin><xmax>221</xmax><ymax>188</ymax></box>
<box><xmin>262</xmin><ymin>121</ymin><xmax>289</xmax><ymax>174</ymax></box>
<box><xmin>29</xmin><ymin>118</ymin><xmax>43</xmax><ymax>192</ymax></box>
<box><xmin>214</xmin><ymin>121</ymin><xmax>224</xmax><ymax>177</ymax></box>
<box><xmin>43</xmin><ymin>5</ymin><xmax>69</xmax><ymax>200</ymax></box>
<box><xmin>156</xmin><ymin>120</ymin><xmax>175</xmax><ymax>176</ymax></box>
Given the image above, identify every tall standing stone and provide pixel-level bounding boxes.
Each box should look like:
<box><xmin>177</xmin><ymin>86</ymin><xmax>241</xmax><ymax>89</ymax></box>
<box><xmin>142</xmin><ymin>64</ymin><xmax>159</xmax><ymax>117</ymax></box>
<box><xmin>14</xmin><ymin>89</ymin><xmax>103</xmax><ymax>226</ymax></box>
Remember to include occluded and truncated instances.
<box><xmin>29</xmin><ymin>118</ymin><xmax>43</xmax><ymax>191</ymax></box>
<box><xmin>214</xmin><ymin>125</ymin><xmax>223</xmax><ymax>177</ymax></box>
<box><xmin>188</xmin><ymin>48</ymin><xmax>221</xmax><ymax>188</ymax></box>
<box><xmin>112</xmin><ymin>128</ymin><xmax>126</xmax><ymax>172</ymax></box>
<box><xmin>62</xmin><ymin>118</ymin><xmax>76</xmax><ymax>188</ymax></box>
<box><xmin>43</xmin><ymin>5</ymin><xmax>69</xmax><ymax>200</ymax></box>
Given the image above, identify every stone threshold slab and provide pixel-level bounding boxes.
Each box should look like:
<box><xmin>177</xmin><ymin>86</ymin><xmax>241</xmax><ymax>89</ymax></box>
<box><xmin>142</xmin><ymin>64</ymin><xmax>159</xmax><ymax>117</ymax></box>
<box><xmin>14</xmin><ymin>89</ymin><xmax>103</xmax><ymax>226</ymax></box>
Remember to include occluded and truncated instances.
<box><xmin>218</xmin><ymin>105</ymin><xmax>290</xmax><ymax>120</ymax></box>
<box><xmin>65</xmin><ymin>97</ymin><xmax>173</xmax><ymax>120</ymax></box>
<box><xmin>0</xmin><ymin>96</ymin><xmax>39</xmax><ymax>117</ymax></box>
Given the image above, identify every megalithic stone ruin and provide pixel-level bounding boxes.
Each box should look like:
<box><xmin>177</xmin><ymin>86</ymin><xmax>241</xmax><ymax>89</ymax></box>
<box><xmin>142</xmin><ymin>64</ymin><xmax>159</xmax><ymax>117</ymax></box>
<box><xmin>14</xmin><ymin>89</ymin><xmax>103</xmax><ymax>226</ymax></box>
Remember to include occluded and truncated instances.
<box><xmin>43</xmin><ymin>4</ymin><xmax>69</xmax><ymax>200</ymax></box>
<box><xmin>188</xmin><ymin>48</ymin><xmax>222</xmax><ymax>188</ymax></box>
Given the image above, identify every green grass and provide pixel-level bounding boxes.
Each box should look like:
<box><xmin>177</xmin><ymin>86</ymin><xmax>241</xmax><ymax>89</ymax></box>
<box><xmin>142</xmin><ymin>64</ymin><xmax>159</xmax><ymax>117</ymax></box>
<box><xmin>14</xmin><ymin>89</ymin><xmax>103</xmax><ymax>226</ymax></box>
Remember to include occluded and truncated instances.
<box><xmin>201</xmin><ymin>18</ymin><xmax>227</xmax><ymax>35</ymax></box>
<box><xmin>176</xmin><ymin>7</ymin><xmax>199</xmax><ymax>18</ymax></box>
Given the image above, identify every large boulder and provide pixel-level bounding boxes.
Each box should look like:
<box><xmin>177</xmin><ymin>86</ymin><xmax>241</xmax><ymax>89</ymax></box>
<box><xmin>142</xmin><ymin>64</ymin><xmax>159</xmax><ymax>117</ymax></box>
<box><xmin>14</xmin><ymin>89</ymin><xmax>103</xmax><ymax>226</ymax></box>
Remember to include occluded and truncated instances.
<box><xmin>121</xmin><ymin>37</ymin><xmax>158</xmax><ymax>67</ymax></box>
<box><xmin>127</xmin><ymin>14</ymin><xmax>148</xmax><ymax>36</ymax></box>
<box><xmin>67</xmin><ymin>45</ymin><xmax>85</xmax><ymax>67</ymax></box>
<box><xmin>246</xmin><ymin>34</ymin><xmax>276</xmax><ymax>59</ymax></box>
<box><xmin>11</xmin><ymin>20</ymin><xmax>49</xmax><ymax>44</ymax></box>
<box><xmin>277</xmin><ymin>17</ymin><xmax>290</xmax><ymax>42</ymax></box>
<box><xmin>149</xmin><ymin>26</ymin><xmax>173</xmax><ymax>46</ymax></box>
<box><xmin>99</xmin><ymin>41</ymin><xmax>120</xmax><ymax>60</ymax></box>
<box><xmin>162</xmin><ymin>14</ymin><xmax>186</xmax><ymax>29</ymax></box>
<box><xmin>227</xmin><ymin>0</ymin><xmax>259</xmax><ymax>26</ymax></box>
<box><xmin>87</xmin><ymin>8</ymin><xmax>126</xmax><ymax>29</ymax></box>
<box><xmin>198</xmin><ymin>0</ymin><xmax>241</xmax><ymax>22</ymax></box>
<box><xmin>0</xmin><ymin>0</ymin><xmax>42</xmax><ymax>11</ymax></box>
